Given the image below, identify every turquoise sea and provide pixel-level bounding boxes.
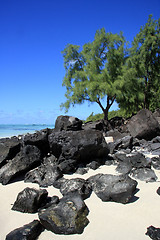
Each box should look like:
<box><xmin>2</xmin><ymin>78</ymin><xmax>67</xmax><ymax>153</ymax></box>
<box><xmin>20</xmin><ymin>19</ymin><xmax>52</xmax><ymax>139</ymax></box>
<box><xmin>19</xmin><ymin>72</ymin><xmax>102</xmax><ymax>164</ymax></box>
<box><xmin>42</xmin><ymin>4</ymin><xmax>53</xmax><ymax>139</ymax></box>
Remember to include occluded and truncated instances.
<box><xmin>0</xmin><ymin>124</ymin><xmax>54</xmax><ymax>138</ymax></box>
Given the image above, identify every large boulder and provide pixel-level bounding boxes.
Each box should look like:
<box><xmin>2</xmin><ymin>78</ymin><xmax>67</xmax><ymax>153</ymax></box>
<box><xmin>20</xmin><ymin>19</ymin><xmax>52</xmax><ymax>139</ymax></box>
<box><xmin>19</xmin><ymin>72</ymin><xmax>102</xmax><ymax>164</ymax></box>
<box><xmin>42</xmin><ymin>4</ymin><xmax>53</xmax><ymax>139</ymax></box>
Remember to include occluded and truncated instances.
<box><xmin>24</xmin><ymin>155</ymin><xmax>63</xmax><ymax>187</ymax></box>
<box><xmin>48</xmin><ymin>129</ymin><xmax>109</xmax><ymax>165</ymax></box>
<box><xmin>88</xmin><ymin>173</ymin><xmax>137</xmax><ymax>204</ymax></box>
<box><xmin>127</xmin><ymin>109</ymin><xmax>160</xmax><ymax>140</ymax></box>
<box><xmin>55</xmin><ymin>115</ymin><xmax>82</xmax><ymax>131</ymax></box>
<box><xmin>0</xmin><ymin>136</ymin><xmax>21</xmax><ymax>167</ymax></box>
<box><xmin>23</xmin><ymin>128</ymin><xmax>50</xmax><ymax>156</ymax></box>
<box><xmin>12</xmin><ymin>187</ymin><xmax>48</xmax><ymax>213</ymax></box>
<box><xmin>6</xmin><ymin>220</ymin><xmax>44</xmax><ymax>240</ymax></box>
<box><xmin>54</xmin><ymin>177</ymin><xmax>92</xmax><ymax>200</ymax></box>
<box><xmin>39</xmin><ymin>192</ymin><xmax>89</xmax><ymax>235</ymax></box>
<box><xmin>0</xmin><ymin>145</ymin><xmax>41</xmax><ymax>185</ymax></box>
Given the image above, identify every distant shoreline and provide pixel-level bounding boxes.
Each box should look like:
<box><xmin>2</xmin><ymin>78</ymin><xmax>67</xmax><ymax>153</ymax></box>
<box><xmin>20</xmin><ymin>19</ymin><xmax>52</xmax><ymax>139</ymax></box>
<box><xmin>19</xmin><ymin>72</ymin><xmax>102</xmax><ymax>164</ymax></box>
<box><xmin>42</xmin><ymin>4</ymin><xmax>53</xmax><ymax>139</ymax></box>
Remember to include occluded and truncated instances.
<box><xmin>0</xmin><ymin>124</ymin><xmax>54</xmax><ymax>139</ymax></box>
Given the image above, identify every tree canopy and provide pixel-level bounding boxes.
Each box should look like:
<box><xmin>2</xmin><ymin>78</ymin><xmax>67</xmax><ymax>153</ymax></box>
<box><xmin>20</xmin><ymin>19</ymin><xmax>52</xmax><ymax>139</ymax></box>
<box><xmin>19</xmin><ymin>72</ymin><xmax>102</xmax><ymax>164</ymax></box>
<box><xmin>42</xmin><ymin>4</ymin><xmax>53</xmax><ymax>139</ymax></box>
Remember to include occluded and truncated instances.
<box><xmin>61</xmin><ymin>28</ymin><xmax>126</xmax><ymax>120</ymax></box>
<box><xmin>61</xmin><ymin>15</ymin><xmax>160</xmax><ymax>120</ymax></box>
<box><xmin>117</xmin><ymin>15</ymin><xmax>160</xmax><ymax>114</ymax></box>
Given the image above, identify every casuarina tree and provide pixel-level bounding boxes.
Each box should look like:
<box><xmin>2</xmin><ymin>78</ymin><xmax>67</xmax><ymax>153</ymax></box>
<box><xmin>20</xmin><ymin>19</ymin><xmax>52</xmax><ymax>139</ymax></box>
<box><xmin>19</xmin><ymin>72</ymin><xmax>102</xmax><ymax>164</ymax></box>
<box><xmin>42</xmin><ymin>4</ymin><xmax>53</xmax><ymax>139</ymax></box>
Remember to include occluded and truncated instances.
<box><xmin>117</xmin><ymin>15</ymin><xmax>160</xmax><ymax>114</ymax></box>
<box><xmin>61</xmin><ymin>28</ymin><xmax>126</xmax><ymax>120</ymax></box>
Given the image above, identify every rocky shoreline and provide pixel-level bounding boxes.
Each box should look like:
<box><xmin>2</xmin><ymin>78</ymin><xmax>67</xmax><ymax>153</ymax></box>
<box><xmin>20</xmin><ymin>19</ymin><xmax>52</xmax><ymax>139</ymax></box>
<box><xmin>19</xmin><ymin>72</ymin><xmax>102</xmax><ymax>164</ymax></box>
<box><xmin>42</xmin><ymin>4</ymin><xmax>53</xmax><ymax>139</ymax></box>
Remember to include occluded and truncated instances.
<box><xmin>1</xmin><ymin>109</ymin><xmax>160</xmax><ymax>239</ymax></box>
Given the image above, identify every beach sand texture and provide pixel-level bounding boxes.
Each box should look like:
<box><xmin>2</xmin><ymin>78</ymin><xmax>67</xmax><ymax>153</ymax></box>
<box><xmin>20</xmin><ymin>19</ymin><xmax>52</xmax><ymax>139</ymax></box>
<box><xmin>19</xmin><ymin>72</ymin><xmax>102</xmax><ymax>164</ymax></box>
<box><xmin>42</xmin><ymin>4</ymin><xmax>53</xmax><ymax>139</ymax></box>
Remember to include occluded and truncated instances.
<box><xmin>0</xmin><ymin>165</ymin><xmax>160</xmax><ymax>240</ymax></box>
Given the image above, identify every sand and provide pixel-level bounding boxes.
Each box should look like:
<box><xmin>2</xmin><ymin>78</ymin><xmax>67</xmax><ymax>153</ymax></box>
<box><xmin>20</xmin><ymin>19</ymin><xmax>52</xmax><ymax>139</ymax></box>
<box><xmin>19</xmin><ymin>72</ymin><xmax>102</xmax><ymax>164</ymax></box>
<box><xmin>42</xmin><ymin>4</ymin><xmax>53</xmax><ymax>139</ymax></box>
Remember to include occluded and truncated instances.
<box><xmin>1</xmin><ymin>165</ymin><xmax>160</xmax><ymax>240</ymax></box>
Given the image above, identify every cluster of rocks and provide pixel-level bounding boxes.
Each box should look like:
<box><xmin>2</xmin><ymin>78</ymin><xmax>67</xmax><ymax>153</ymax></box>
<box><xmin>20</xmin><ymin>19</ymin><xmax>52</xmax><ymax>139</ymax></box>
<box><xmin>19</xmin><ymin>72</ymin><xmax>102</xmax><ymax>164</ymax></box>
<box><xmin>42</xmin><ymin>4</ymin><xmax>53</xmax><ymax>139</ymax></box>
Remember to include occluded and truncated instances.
<box><xmin>1</xmin><ymin>109</ymin><xmax>160</xmax><ymax>239</ymax></box>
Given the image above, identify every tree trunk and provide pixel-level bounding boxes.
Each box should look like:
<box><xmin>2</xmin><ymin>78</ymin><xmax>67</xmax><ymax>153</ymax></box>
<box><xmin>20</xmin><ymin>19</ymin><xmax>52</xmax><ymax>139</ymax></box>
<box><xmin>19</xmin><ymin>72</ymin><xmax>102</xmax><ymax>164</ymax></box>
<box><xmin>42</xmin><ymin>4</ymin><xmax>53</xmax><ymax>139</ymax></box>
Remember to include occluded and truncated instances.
<box><xmin>96</xmin><ymin>96</ymin><xmax>116</xmax><ymax>121</ymax></box>
<box><xmin>144</xmin><ymin>75</ymin><xmax>151</xmax><ymax>110</ymax></box>
<box><xmin>103</xmin><ymin>109</ymin><xmax>108</xmax><ymax>120</ymax></box>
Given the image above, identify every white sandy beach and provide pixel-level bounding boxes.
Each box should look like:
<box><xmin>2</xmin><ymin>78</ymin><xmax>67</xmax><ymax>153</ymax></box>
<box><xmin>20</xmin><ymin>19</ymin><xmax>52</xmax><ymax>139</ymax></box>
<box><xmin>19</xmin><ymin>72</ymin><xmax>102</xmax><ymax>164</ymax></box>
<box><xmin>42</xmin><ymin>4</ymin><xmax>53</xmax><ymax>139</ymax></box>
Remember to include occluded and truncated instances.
<box><xmin>1</xmin><ymin>165</ymin><xmax>160</xmax><ymax>240</ymax></box>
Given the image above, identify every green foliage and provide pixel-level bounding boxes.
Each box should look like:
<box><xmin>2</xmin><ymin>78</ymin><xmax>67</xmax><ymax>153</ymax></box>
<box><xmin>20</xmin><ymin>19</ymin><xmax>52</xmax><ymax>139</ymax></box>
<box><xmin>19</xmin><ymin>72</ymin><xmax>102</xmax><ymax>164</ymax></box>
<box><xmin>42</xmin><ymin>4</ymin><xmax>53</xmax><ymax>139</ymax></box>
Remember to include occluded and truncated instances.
<box><xmin>85</xmin><ymin>109</ymin><xmax>131</xmax><ymax>122</ymax></box>
<box><xmin>117</xmin><ymin>15</ymin><xmax>160</xmax><ymax>114</ymax></box>
<box><xmin>61</xmin><ymin>29</ymin><xmax>127</xmax><ymax>120</ymax></box>
<box><xmin>85</xmin><ymin>112</ymin><xmax>104</xmax><ymax>122</ymax></box>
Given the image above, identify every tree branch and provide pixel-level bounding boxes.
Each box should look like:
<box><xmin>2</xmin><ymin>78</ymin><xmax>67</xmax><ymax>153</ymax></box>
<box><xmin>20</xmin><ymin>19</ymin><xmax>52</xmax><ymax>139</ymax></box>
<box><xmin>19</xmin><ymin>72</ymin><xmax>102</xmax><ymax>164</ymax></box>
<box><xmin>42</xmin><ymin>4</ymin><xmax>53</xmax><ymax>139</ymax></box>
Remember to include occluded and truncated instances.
<box><xmin>99</xmin><ymin>41</ymin><xmax>107</xmax><ymax>59</ymax></box>
<box><xmin>106</xmin><ymin>95</ymin><xmax>116</xmax><ymax>110</ymax></box>
<box><xmin>96</xmin><ymin>97</ymin><xmax>105</xmax><ymax>112</ymax></box>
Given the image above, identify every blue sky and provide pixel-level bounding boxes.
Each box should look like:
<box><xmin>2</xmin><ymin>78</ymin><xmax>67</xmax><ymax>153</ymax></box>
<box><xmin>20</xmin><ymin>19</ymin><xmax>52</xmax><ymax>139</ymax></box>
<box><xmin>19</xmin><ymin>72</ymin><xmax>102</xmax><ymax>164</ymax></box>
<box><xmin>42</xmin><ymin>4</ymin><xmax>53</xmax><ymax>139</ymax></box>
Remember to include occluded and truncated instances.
<box><xmin>0</xmin><ymin>0</ymin><xmax>160</xmax><ymax>124</ymax></box>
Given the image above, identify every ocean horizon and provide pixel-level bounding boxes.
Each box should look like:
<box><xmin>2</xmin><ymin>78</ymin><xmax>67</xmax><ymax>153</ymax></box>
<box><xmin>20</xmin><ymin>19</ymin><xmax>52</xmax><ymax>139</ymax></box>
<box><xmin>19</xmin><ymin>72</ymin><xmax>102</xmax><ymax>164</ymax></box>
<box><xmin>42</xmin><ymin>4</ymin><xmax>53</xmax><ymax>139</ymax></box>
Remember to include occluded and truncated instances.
<box><xmin>0</xmin><ymin>124</ymin><xmax>54</xmax><ymax>138</ymax></box>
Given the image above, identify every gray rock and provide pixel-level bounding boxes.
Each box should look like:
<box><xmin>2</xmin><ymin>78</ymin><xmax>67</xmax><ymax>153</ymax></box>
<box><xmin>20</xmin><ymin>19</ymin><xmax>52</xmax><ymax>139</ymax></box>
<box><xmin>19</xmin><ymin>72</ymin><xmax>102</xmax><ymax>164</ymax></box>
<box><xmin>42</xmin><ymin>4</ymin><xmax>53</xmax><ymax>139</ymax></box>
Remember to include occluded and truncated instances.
<box><xmin>127</xmin><ymin>109</ymin><xmax>160</xmax><ymax>140</ymax></box>
<box><xmin>131</xmin><ymin>168</ymin><xmax>157</xmax><ymax>182</ymax></box>
<box><xmin>39</xmin><ymin>193</ymin><xmax>89</xmax><ymax>235</ymax></box>
<box><xmin>86</xmin><ymin>161</ymin><xmax>100</xmax><ymax>170</ymax></box>
<box><xmin>55</xmin><ymin>115</ymin><xmax>82</xmax><ymax>131</ymax></box>
<box><xmin>152</xmin><ymin>157</ymin><xmax>160</xmax><ymax>170</ymax></box>
<box><xmin>88</xmin><ymin>173</ymin><xmax>137</xmax><ymax>204</ymax></box>
<box><xmin>114</xmin><ymin>151</ymin><xmax>151</xmax><ymax>169</ymax></box>
<box><xmin>0</xmin><ymin>145</ymin><xmax>41</xmax><ymax>185</ymax></box>
<box><xmin>12</xmin><ymin>187</ymin><xmax>48</xmax><ymax>213</ymax></box>
<box><xmin>58</xmin><ymin>178</ymin><xmax>92</xmax><ymax>200</ymax></box>
<box><xmin>75</xmin><ymin>166</ymin><xmax>88</xmax><ymax>175</ymax></box>
<box><xmin>116</xmin><ymin>162</ymin><xmax>132</xmax><ymax>174</ymax></box>
<box><xmin>150</xmin><ymin>143</ymin><xmax>160</xmax><ymax>151</ymax></box>
<box><xmin>151</xmin><ymin>136</ymin><xmax>160</xmax><ymax>143</ymax></box>
<box><xmin>6</xmin><ymin>220</ymin><xmax>44</xmax><ymax>240</ymax></box>
<box><xmin>25</xmin><ymin>155</ymin><xmax>63</xmax><ymax>187</ymax></box>
<box><xmin>153</xmin><ymin>108</ymin><xmax>160</xmax><ymax>125</ymax></box>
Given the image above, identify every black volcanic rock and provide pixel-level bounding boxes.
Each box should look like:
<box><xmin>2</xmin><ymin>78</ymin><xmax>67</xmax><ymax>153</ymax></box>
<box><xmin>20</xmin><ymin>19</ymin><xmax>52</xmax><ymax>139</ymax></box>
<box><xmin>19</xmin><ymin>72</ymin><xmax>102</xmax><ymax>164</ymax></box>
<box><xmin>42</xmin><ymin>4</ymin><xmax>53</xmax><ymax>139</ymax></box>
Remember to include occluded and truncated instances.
<box><xmin>88</xmin><ymin>173</ymin><xmax>137</xmax><ymax>204</ymax></box>
<box><xmin>115</xmin><ymin>151</ymin><xmax>151</xmax><ymax>170</ymax></box>
<box><xmin>146</xmin><ymin>225</ymin><xmax>160</xmax><ymax>240</ymax></box>
<box><xmin>127</xmin><ymin>109</ymin><xmax>160</xmax><ymax>140</ymax></box>
<box><xmin>55</xmin><ymin>115</ymin><xmax>82</xmax><ymax>131</ymax></box>
<box><xmin>12</xmin><ymin>187</ymin><xmax>48</xmax><ymax>213</ymax></box>
<box><xmin>156</xmin><ymin>187</ymin><xmax>160</xmax><ymax>196</ymax></box>
<box><xmin>109</xmin><ymin>116</ymin><xmax>124</xmax><ymax>129</ymax></box>
<box><xmin>58</xmin><ymin>159</ymin><xmax>78</xmax><ymax>174</ymax></box>
<box><xmin>0</xmin><ymin>145</ymin><xmax>41</xmax><ymax>185</ymax></box>
<box><xmin>25</xmin><ymin>155</ymin><xmax>63</xmax><ymax>187</ymax></box>
<box><xmin>39</xmin><ymin>192</ymin><xmax>89</xmax><ymax>235</ymax></box>
<box><xmin>48</xmin><ymin>129</ymin><xmax>109</xmax><ymax>164</ymax></box>
<box><xmin>56</xmin><ymin>178</ymin><xmax>92</xmax><ymax>200</ymax></box>
<box><xmin>151</xmin><ymin>157</ymin><xmax>160</xmax><ymax>170</ymax></box>
<box><xmin>23</xmin><ymin>128</ymin><xmax>50</xmax><ymax>156</ymax></box>
<box><xmin>0</xmin><ymin>136</ymin><xmax>21</xmax><ymax>167</ymax></box>
<box><xmin>131</xmin><ymin>168</ymin><xmax>157</xmax><ymax>182</ymax></box>
<box><xmin>82</xmin><ymin>120</ymin><xmax>104</xmax><ymax>131</ymax></box>
<box><xmin>108</xmin><ymin>135</ymin><xmax>133</xmax><ymax>154</ymax></box>
<box><xmin>86</xmin><ymin>160</ymin><xmax>101</xmax><ymax>170</ymax></box>
<box><xmin>5</xmin><ymin>220</ymin><xmax>44</xmax><ymax>240</ymax></box>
